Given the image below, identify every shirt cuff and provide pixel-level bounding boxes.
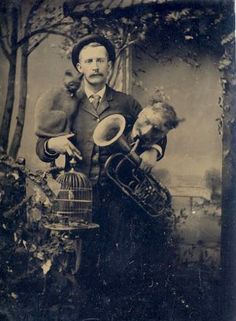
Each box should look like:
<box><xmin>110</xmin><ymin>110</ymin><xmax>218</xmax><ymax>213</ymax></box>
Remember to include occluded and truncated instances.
<box><xmin>151</xmin><ymin>144</ymin><xmax>163</xmax><ymax>160</ymax></box>
<box><xmin>44</xmin><ymin>140</ymin><xmax>59</xmax><ymax>157</ymax></box>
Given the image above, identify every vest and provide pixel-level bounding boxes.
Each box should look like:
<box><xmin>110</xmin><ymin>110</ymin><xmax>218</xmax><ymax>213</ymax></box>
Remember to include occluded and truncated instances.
<box><xmin>71</xmin><ymin>86</ymin><xmax>142</xmax><ymax>184</ymax></box>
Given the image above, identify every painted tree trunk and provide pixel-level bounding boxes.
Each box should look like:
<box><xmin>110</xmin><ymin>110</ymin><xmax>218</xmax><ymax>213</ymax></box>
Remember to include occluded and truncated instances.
<box><xmin>9</xmin><ymin>43</ymin><xmax>29</xmax><ymax>159</ymax></box>
<box><xmin>0</xmin><ymin>8</ymin><xmax>18</xmax><ymax>153</ymax></box>
<box><xmin>220</xmin><ymin>39</ymin><xmax>236</xmax><ymax>321</ymax></box>
<box><xmin>0</xmin><ymin>56</ymin><xmax>17</xmax><ymax>153</ymax></box>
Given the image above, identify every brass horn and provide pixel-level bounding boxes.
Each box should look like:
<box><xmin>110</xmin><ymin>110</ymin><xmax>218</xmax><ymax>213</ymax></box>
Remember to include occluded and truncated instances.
<box><xmin>93</xmin><ymin>114</ymin><xmax>172</xmax><ymax>219</ymax></box>
<box><xmin>93</xmin><ymin>114</ymin><xmax>141</xmax><ymax>165</ymax></box>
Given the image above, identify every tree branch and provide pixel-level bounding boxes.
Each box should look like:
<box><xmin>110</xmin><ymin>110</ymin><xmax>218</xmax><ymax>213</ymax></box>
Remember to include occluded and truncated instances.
<box><xmin>135</xmin><ymin>43</ymin><xmax>160</xmax><ymax>62</ymax></box>
<box><xmin>0</xmin><ymin>159</ymin><xmax>56</xmax><ymax>202</ymax></box>
<box><xmin>27</xmin><ymin>34</ymin><xmax>49</xmax><ymax>56</ymax></box>
<box><xmin>2</xmin><ymin>14</ymin><xmax>11</xmax><ymax>48</ymax></box>
<box><xmin>42</xmin><ymin>30</ymin><xmax>75</xmax><ymax>41</ymax></box>
<box><xmin>0</xmin><ymin>25</ymin><xmax>11</xmax><ymax>61</ymax></box>
<box><xmin>0</xmin><ymin>39</ymin><xmax>11</xmax><ymax>61</ymax></box>
<box><xmin>117</xmin><ymin>39</ymin><xmax>137</xmax><ymax>57</ymax></box>
<box><xmin>25</xmin><ymin>0</ymin><xmax>45</xmax><ymax>29</ymax></box>
<box><xmin>3</xmin><ymin>195</ymin><xmax>31</xmax><ymax>218</ymax></box>
<box><xmin>17</xmin><ymin>27</ymin><xmax>75</xmax><ymax>48</ymax></box>
<box><xmin>38</xmin><ymin>18</ymin><xmax>72</xmax><ymax>31</ymax></box>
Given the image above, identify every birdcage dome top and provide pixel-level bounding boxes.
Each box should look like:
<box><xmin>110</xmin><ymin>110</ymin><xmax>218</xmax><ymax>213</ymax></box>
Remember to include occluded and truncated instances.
<box><xmin>57</xmin><ymin>170</ymin><xmax>92</xmax><ymax>190</ymax></box>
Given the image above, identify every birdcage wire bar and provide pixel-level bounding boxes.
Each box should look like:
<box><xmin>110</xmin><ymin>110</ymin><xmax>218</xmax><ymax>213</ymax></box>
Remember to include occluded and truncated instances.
<box><xmin>44</xmin><ymin>165</ymin><xmax>99</xmax><ymax>231</ymax></box>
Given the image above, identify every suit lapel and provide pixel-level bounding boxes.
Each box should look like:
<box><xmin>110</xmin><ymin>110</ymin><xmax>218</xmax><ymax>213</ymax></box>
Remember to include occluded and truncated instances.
<box><xmin>97</xmin><ymin>99</ymin><xmax>109</xmax><ymax>115</ymax></box>
<box><xmin>76</xmin><ymin>85</ymin><xmax>114</xmax><ymax>117</ymax></box>
<box><xmin>76</xmin><ymin>89</ymin><xmax>98</xmax><ymax>117</ymax></box>
<box><xmin>97</xmin><ymin>85</ymin><xmax>113</xmax><ymax>116</ymax></box>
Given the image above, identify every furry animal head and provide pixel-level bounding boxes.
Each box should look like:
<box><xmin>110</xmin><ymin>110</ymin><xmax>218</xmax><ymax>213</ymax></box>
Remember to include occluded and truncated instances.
<box><xmin>132</xmin><ymin>102</ymin><xmax>184</xmax><ymax>141</ymax></box>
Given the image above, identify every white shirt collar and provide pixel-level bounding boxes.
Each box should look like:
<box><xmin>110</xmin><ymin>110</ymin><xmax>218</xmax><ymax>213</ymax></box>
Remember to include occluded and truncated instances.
<box><xmin>84</xmin><ymin>86</ymin><xmax>106</xmax><ymax>101</ymax></box>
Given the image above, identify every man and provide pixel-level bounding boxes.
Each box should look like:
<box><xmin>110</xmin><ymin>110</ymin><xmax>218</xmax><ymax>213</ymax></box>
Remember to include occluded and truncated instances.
<box><xmin>35</xmin><ymin>34</ymin><xmax>170</xmax><ymax>318</ymax></box>
<box><xmin>36</xmin><ymin>34</ymin><xmax>167</xmax><ymax>172</ymax></box>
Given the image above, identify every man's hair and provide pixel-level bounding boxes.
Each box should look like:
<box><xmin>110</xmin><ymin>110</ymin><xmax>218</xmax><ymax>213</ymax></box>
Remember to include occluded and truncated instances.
<box><xmin>79</xmin><ymin>42</ymin><xmax>108</xmax><ymax>60</ymax></box>
<box><xmin>152</xmin><ymin>102</ymin><xmax>184</xmax><ymax>130</ymax></box>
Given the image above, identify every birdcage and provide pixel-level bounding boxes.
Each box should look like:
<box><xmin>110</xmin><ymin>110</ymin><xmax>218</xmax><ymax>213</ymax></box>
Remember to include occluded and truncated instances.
<box><xmin>44</xmin><ymin>159</ymin><xmax>99</xmax><ymax>231</ymax></box>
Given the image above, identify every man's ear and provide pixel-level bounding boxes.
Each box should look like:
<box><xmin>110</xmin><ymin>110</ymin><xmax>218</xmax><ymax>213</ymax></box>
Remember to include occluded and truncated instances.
<box><xmin>76</xmin><ymin>62</ymin><xmax>82</xmax><ymax>73</ymax></box>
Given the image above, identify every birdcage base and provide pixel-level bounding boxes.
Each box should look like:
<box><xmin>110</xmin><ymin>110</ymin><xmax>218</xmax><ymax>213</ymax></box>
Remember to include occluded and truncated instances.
<box><xmin>43</xmin><ymin>222</ymin><xmax>99</xmax><ymax>231</ymax></box>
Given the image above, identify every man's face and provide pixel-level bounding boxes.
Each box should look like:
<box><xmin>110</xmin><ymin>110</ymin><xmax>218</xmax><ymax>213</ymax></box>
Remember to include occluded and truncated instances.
<box><xmin>76</xmin><ymin>45</ymin><xmax>112</xmax><ymax>87</ymax></box>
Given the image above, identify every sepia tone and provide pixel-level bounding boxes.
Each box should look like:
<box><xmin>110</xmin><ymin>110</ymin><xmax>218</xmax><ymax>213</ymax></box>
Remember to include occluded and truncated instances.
<box><xmin>0</xmin><ymin>1</ymin><xmax>235</xmax><ymax>321</ymax></box>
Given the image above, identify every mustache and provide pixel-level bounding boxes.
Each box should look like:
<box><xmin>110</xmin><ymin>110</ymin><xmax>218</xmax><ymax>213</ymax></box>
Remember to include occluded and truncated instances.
<box><xmin>90</xmin><ymin>73</ymin><xmax>104</xmax><ymax>77</ymax></box>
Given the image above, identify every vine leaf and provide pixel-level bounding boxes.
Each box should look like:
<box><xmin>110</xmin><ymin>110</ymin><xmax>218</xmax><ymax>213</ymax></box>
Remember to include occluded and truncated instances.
<box><xmin>41</xmin><ymin>259</ymin><xmax>52</xmax><ymax>275</ymax></box>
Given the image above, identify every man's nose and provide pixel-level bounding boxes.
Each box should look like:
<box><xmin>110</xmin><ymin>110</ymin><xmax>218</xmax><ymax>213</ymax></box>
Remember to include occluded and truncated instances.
<box><xmin>91</xmin><ymin>59</ymin><xmax>99</xmax><ymax>69</ymax></box>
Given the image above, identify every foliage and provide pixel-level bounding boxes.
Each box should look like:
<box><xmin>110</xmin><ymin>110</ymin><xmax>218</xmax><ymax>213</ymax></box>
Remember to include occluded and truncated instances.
<box><xmin>1</xmin><ymin>2</ymin><xmax>234</xmax><ymax>320</ymax></box>
<box><xmin>0</xmin><ymin>154</ymin><xmax>221</xmax><ymax>321</ymax></box>
<box><xmin>0</xmin><ymin>1</ymin><xmax>74</xmax><ymax>61</ymax></box>
<box><xmin>61</xmin><ymin>5</ymin><xmax>227</xmax><ymax>59</ymax></box>
<box><xmin>0</xmin><ymin>155</ymin><xmax>84</xmax><ymax>320</ymax></box>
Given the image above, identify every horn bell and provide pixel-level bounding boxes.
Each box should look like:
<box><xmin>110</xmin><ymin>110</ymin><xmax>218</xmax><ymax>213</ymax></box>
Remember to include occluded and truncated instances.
<box><xmin>93</xmin><ymin>114</ymin><xmax>130</xmax><ymax>152</ymax></box>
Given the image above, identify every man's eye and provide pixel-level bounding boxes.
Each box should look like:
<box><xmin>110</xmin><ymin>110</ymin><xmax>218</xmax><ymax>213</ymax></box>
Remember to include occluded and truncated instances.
<box><xmin>98</xmin><ymin>58</ymin><xmax>107</xmax><ymax>63</ymax></box>
<box><xmin>85</xmin><ymin>59</ymin><xmax>93</xmax><ymax>64</ymax></box>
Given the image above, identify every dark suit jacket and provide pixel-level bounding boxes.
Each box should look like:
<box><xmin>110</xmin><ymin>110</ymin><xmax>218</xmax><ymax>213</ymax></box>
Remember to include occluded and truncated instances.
<box><xmin>35</xmin><ymin>85</ymin><xmax>169</xmax><ymax>280</ymax></box>
<box><xmin>36</xmin><ymin>85</ymin><xmax>167</xmax><ymax>182</ymax></box>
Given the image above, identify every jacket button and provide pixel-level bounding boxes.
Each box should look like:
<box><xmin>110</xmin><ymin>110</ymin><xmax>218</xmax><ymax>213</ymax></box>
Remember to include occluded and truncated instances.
<box><xmin>97</xmin><ymin>118</ymin><xmax>100</xmax><ymax>123</ymax></box>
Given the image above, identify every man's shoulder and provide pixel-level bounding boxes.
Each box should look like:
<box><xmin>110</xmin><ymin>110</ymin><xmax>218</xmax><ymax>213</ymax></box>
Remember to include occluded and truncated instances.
<box><xmin>106</xmin><ymin>86</ymin><xmax>142</xmax><ymax>117</ymax></box>
<box><xmin>106</xmin><ymin>86</ymin><xmax>137</xmax><ymax>102</ymax></box>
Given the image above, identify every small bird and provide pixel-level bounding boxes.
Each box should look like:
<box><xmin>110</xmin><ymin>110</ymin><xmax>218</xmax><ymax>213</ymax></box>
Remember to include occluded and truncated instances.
<box><xmin>131</xmin><ymin>102</ymin><xmax>184</xmax><ymax>146</ymax></box>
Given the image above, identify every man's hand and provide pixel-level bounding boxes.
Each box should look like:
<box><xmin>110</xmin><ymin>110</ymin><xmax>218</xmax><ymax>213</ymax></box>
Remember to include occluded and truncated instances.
<box><xmin>47</xmin><ymin>133</ymin><xmax>82</xmax><ymax>159</ymax></box>
<box><xmin>139</xmin><ymin>148</ymin><xmax>158</xmax><ymax>174</ymax></box>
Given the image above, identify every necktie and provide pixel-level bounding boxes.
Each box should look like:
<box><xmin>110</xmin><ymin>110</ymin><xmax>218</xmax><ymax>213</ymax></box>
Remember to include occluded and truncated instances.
<box><xmin>91</xmin><ymin>94</ymin><xmax>100</xmax><ymax>109</ymax></box>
